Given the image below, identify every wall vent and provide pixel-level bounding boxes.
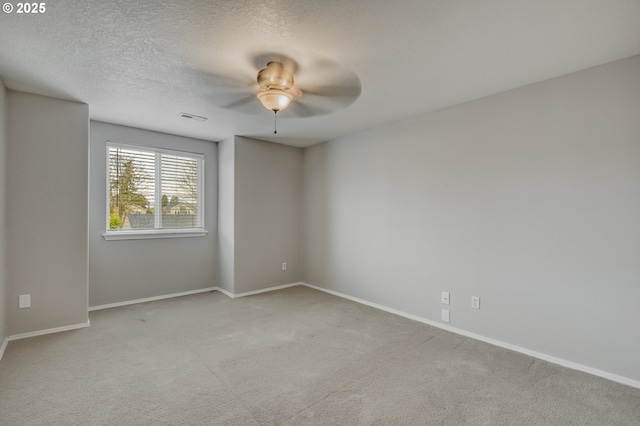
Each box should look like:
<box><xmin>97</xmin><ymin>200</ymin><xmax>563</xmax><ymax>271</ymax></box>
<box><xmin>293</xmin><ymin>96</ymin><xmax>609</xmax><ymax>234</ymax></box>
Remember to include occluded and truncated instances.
<box><xmin>178</xmin><ymin>112</ymin><xmax>208</xmax><ymax>122</ymax></box>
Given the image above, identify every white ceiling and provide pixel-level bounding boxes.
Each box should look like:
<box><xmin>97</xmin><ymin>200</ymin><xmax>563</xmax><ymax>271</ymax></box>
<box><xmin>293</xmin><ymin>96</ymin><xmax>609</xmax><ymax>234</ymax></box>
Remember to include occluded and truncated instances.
<box><xmin>1</xmin><ymin>1</ymin><xmax>639</xmax><ymax>147</ymax></box>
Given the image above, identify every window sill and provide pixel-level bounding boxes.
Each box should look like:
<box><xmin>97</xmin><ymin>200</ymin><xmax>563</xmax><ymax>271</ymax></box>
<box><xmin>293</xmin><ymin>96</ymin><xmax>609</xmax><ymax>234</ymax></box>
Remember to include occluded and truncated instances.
<box><xmin>103</xmin><ymin>229</ymin><xmax>208</xmax><ymax>241</ymax></box>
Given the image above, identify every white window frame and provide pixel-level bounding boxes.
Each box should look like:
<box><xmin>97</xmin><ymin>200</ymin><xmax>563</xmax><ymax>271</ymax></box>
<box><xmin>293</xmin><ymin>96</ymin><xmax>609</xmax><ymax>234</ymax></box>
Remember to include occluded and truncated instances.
<box><xmin>103</xmin><ymin>141</ymin><xmax>207</xmax><ymax>241</ymax></box>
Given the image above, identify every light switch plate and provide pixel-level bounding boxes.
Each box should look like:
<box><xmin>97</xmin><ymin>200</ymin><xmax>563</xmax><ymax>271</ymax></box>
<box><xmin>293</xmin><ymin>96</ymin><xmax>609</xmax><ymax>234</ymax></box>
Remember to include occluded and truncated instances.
<box><xmin>441</xmin><ymin>291</ymin><xmax>450</xmax><ymax>305</ymax></box>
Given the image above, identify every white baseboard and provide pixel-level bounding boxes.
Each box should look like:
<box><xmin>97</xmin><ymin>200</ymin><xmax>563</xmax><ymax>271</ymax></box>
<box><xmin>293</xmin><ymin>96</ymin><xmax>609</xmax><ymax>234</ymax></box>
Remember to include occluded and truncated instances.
<box><xmin>8</xmin><ymin>321</ymin><xmax>91</xmax><ymax>341</ymax></box>
<box><xmin>89</xmin><ymin>287</ymin><xmax>217</xmax><ymax>311</ymax></box>
<box><xmin>217</xmin><ymin>282</ymin><xmax>304</xmax><ymax>299</ymax></box>
<box><xmin>0</xmin><ymin>337</ymin><xmax>8</xmax><ymax>361</ymax></box>
<box><xmin>215</xmin><ymin>287</ymin><xmax>234</xmax><ymax>298</ymax></box>
<box><xmin>88</xmin><ymin>282</ymin><xmax>302</xmax><ymax>311</ymax></box>
<box><xmin>301</xmin><ymin>283</ymin><xmax>640</xmax><ymax>390</ymax></box>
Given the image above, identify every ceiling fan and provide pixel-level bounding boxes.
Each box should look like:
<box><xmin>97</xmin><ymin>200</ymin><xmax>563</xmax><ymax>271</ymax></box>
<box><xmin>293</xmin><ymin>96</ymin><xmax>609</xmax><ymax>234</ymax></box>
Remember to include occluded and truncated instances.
<box><xmin>204</xmin><ymin>53</ymin><xmax>362</xmax><ymax>133</ymax></box>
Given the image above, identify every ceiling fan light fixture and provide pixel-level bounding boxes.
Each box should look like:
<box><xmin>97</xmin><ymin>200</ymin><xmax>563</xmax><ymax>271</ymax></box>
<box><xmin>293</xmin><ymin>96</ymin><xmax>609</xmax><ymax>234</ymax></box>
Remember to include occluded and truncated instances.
<box><xmin>257</xmin><ymin>89</ymin><xmax>293</xmax><ymax>112</ymax></box>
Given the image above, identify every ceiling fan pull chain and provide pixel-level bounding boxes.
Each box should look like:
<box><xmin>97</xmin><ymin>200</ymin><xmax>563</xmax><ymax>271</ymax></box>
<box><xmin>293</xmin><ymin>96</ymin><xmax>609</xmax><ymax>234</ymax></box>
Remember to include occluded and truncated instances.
<box><xmin>274</xmin><ymin>110</ymin><xmax>278</xmax><ymax>134</ymax></box>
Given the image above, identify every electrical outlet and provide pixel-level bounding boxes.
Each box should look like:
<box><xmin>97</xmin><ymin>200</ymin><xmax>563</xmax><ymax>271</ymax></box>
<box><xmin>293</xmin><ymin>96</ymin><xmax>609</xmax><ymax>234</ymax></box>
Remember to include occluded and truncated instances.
<box><xmin>441</xmin><ymin>309</ymin><xmax>450</xmax><ymax>323</ymax></box>
<box><xmin>282</xmin><ymin>262</ymin><xmax>287</xmax><ymax>271</ymax></box>
<box><xmin>471</xmin><ymin>296</ymin><xmax>480</xmax><ymax>310</ymax></box>
<box><xmin>19</xmin><ymin>294</ymin><xmax>31</xmax><ymax>309</ymax></box>
<box><xmin>441</xmin><ymin>291</ymin><xmax>450</xmax><ymax>305</ymax></box>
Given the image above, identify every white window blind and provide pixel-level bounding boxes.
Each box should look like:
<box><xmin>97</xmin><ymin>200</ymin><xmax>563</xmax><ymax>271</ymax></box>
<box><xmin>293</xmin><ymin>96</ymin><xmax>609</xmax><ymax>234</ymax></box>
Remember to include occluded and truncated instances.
<box><xmin>106</xmin><ymin>142</ymin><xmax>204</xmax><ymax>236</ymax></box>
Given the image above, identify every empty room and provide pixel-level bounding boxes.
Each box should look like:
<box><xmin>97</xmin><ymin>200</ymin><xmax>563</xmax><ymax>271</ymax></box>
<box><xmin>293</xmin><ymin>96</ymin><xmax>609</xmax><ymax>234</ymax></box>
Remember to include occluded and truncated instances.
<box><xmin>0</xmin><ymin>1</ymin><xmax>639</xmax><ymax>424</ymax></box>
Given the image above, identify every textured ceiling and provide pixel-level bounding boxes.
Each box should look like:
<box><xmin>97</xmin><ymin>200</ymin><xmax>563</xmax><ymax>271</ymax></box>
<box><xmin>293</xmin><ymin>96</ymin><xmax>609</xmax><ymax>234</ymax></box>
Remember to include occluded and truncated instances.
<box><xmin>1</xmin><ymin>1</ymin><xmax>639</xmax><ymax>147</ymax></box>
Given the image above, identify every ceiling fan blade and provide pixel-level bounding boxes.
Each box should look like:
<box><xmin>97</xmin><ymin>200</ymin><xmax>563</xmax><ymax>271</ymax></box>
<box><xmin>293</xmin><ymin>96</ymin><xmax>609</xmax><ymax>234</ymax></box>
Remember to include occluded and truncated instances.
<box><xmin>292</xmin><ymin>61</ymin><xmax>362</xmax><ymax>116</ymax></box>
<box><xmin>286</xmin><ymin>100</ymin><xmax>331</xmax><ymax>118</ymax></box>
<box><xmin>183</xmin><ymin>67</ymin><xmax>261</xmax><ymax>111</ymax></box>
<box><xmin>185</xmin><ymin>68</ymin><xmax>252</xmax><ymax>91</ymax></box>
<box><xmin>222</xmin><ymin>95</ymin><xmax>256</xmax><ymax>109</ymax></box>
<box><xmin>294</xmin><ymin>89</ymin><xmax>360</xmax><ymax>114</ymax></box>
<box><xmin>294</xmin><ymin>58</ymin><xmax>361</xmax><ymax>88</ymax></box>
<box><xmin>300</xmin><ymin>84</ymin><xmax>362</xmax><ymax>99</ymax></box>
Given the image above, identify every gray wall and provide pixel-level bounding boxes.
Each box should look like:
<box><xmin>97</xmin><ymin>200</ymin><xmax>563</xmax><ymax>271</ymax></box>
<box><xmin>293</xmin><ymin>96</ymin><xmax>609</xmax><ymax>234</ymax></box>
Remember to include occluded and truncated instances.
<box><xmin>0</xmin><ymin>79</ymin><xmax>6</xmax><ymax>344</ymax></box>
<box><xmin>6</xmin><ymin>91</ymin><xmax>89</xmax><ymax>335</ymax></box>
<box><xmin>217</xmin><ymin>137</ymin><xmax>235</xmax><ymax>293</ymax></box>
<box><xmin>217</xmin><ymin>136</ymin><xmax>303</xmax><ymax>294</ymax></box>
<box><xmin>89</xmin><ymin>121</ymin><xmax>217</xmax><ymax>307</ymax></box>
<box><xmin>234</xmin><ymin>137</ymin><xmax>302</xmax><ymax>293</ymax></box>
<box><xmin>303</xmin><ymin>55</ymin><xmax>640</xmax><ymax>382</ymax></box>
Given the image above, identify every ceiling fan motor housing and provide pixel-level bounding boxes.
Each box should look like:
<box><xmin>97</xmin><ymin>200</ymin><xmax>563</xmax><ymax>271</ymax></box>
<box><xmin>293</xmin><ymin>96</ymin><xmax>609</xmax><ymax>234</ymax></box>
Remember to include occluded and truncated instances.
<box><xmin>257</xmin><ymin>62</ymin><xmax>294</xmax><ymax>90</ymax></box>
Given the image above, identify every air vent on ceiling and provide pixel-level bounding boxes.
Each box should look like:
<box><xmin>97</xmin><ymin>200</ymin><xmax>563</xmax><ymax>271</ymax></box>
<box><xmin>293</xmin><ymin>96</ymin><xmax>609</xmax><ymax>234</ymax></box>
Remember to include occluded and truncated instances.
<box><xmin>178</xmin><ymin>112</ymin><xmax>208</xmax><ymax>122</ymax></box>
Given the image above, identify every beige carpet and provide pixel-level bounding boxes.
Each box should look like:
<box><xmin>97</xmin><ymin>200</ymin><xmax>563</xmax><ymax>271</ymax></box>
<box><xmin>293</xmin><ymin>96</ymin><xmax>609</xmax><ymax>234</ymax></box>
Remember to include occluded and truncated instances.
<box><xmin>0</xmin><ymin>286</ymin><xmax>638</xmax><ymax>425</ymax></box>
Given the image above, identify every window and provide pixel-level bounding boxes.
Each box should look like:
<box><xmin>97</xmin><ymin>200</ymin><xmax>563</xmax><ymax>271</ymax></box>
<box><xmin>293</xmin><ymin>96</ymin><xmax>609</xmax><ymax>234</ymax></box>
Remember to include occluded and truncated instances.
<box><xmin>104</xmin><ymin>142</ymin><xmax>205</xmax><ymax>239</ymax></box>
